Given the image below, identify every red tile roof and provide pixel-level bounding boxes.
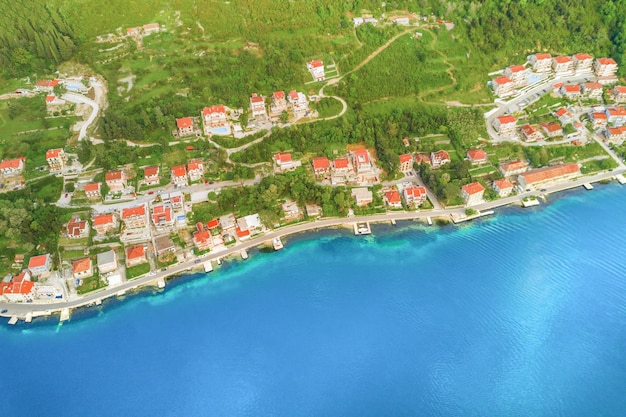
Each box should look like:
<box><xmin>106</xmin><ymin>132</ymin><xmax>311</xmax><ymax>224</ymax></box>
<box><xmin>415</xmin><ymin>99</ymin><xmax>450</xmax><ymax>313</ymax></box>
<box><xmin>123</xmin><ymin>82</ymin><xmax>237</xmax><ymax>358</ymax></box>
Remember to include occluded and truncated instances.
<box><xmin>462</xmin><ymin>182</ymin><xmax>485</xmax><ymax>195</ymax></box>
<box><xmin>171</xmin><ymin>165</ymin><xmax>187</xmax><ymax>177</ymax></box>
<box><xmin>188</xmin><ymin>160</ymin><xmax>203</xmax><ymax>171</ymax></box>
<box><xmin>202</xmin><ymin>105</ymin><xmax>225</xmax><ymax>116</ymax></box>
<box><xmin>563</xmin><ymin>85</ymin><xmax>581</xmax><ymax>93</ymax></box>
<box><xmin>554</xmin><ymin>55</ymin><xmax>572</xmax><ymax>64</ymax></box>
<box><xmin>67</xmin><ymin>219</ymin><xmax>88</xmax><ymax>237</ymax></box>
<box><xmin>608</xmin><ymin>126</ymin><xmax>626</xmax><ymax>135</ymax></box>
<box><xmin>126</xmin><ymin>245</ymin><xmax>145</xmax><ymax>260</ymax></box>
<box><xmin>521</xmin><ymin>124</ymin><xmax>538</xmax><ymax>135</ymax></box>
<box><xmin>584</xmin><ymin>82</ymin><xmax>602</xmax><ymax>90</ymax></box>
<box><xmin>28</xmin><ymin>254</ymin><xmax>49</xmax><ymax>269</ymax></box>
<box><xmin>93</xmin><ymin>213</ymin><xmax>114</xmax><ymax>226</ymax></box>
<box><xmin>415</xmin><ymin>154</ymin><xmax>431</xmax><ymax>164</ymax></box>
<box><xmin>289</xmin><ymin>90</ymin><xmax>299</xmax><ymax>100</ymax></box>
<box><xmin>72</xmin><ymin>258</ymin><xmax>91</xmax><ymax>274</ymax></box>
<box><xmin>385</xmin><ymin>190</ymin><xmax>402</xmax><ymax>204</ymax></box>
<box><xmin>121</xmin><ymin>205</ymin><xmax>146</xmax><ymax>219</ymax></box>
<box><xmin>84</xmin><ymin>182</ymin><xmax>100</xmax><ymax>192</ymax></box>
<box><xmin>497</xmin><ymin>115</ymin><xmax>516</xmax><ymax>124</ymax></box>
<box><xmin>405</xmin><ymin>185</ymin><xmax>426</xmax><ymax>198</ymax></box>
<box><xmin>235</xmin><ymin>227</ymin><xmax>250</xmax><ymax>238</ymax></box>
<box><xmin>308</xmin><ymin>60</ymin><xmax>323</xmax><ymax>68</ymax></box>
<box><xmin>46</xmin><ymin>148</ymin><xmax>63</xmax><ymax>159</ymax></box>
<box><xmin>193</xmin><ymin>228</ymin><xmax>211</xmax><ymax>244</ymax></box>
<box><xmin>467</xmin><ymin>149</ymin><xmax>487</xmax><ymax>161</ymax></box>
<box><xmin>0</xmin><ymin>157</ymin><xmax>25</xmax><ymax>170</ymax></box>
<box><xmin>45</xmin><ymin>95</ymin><xmax>56</xmax><ymax>103</ymax></box>
<box><xmin>250</xmin><ymin>93</ymin><xmax>264</xmax><ymax>103</ymax></box>
<box><xmin>494</xmin><ymin>76</ymin><xmax>513</xmax><ymax>85</ymax></box>
<box><xmin>592</xmin><ymin>112</ymin><xmax>607</xmax><ymax>120</ymax></box>
<box><xmin>432</xmin><ymin>150</ymin><xmax>450</xmax><ymax>161</ymax></box>
<box><xmin>541</xmin><ymin>122</ymin><xmax>562</xmax><ymax>133</ymax></box>
<box><xmin>152</xmin><ymin>205</ymin><xmax>172</xmax><ymax>223</ymax></box>
<box><xmin>500</xmin><ymin>160</ymin><xmax>529</xmax><ymax>174</ymax></box>
<box><xmin>312</xmin><ymin>156</ymin><xmax>330</xmax><ymax>170</ymax></box>
<box><xmin>608</xmin><ymin>107</ymin><xmax>626</xmax><ymax>117</ymax></box>
<box><xmin>508</xmin><ymin>65</ymin><xmax>526</xmax><ymax>73</ymax></box>
<box><xmin>493</xmin><ymin>178</ymin><xmax>514</xmax><ymax>189</ymax></box>
<box><xmin>272</xmin><ymin>91</ymin><xmax>285</xmax><ymax>100</ymax></box>
<box><xmin>0</xmin><ymin>280</ymin><xmax>34</xmax><ymax>296</ymax></box>
<box><xmin>13</xmin><ymin>271</ymin><xmax>29</xmax><ymax>283</ymax></box>
<box><xmin>176</xmin><ymin>117</ymin><xmax>193</xmax><ymax>129</ymax></box>
<box><xmin>207</xmin><ymin>218</ymin><xmax>220</xmax><ymax>229</ymax></box>
<box><xmin>534</xmin><ymin>53</ymin><xmax>552</xmax><ymax>60</ymax></box>
<box><xmin>36</xmin><ymin>79</ymin><xmax>59</xmax><ymax>87</ymax></box>
<box><xmin>614</xmin><ymin>86</ymin><xmax>626</xmax><ymax>94</ymax></box>
<box><xmin>105</xmin><ymin>170</ymin><xmax>123</xmax><ymax>181</ymax></box>
<box><xmin>573</xmin><ymin>53</ymin><xmax>593</xmax><ymax>60</ymax></box>
<box><xmin>553</xmin><ymin>82</ymin><xmax>564</xmax><ymax>89</ymax></box>
<box><xmin>520</xmin><ymin>163</ymin><xmax>580</xmax><ymax>184</ymax></box>
<box><xmin>333</xmin><ymin>158</ymin><xmax>349</xmax><ymax>169</ymax></box>
<box><xmin>143</xmin><ymin>166</ymin><xmax>159</xmax><ymax>177</ymax></box>
<box><xmin>275</xmin><ymin>153</ymin><xmax>292</xmax><ymax>164</ymax></box>
<box><xmin>555</xmin><ymin>107</ymin><xmax>571</xmax><ymax>117</ymax></box>
<box><xmin>399</xmin><ymin>154</ymin><xmax>413</xmax><ymax>163</ymax></box>
<box><xmin>597</xmin><ymin>58</ymin><xmax>617</xmax><ymax>65</ymax></box>
<box><xmin>352</xmin><ymin>149</ymin><xmax>370</xmax><ymax>164</ymax></box>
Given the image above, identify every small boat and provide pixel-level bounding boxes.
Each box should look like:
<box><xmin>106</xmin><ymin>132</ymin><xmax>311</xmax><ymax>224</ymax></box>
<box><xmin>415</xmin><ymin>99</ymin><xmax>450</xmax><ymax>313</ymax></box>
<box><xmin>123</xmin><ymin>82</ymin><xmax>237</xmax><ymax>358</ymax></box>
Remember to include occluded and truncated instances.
<box><xmin>272</xmin><ymin>237</ymin><xmax>284</xmax><ymax>250</ymax></box>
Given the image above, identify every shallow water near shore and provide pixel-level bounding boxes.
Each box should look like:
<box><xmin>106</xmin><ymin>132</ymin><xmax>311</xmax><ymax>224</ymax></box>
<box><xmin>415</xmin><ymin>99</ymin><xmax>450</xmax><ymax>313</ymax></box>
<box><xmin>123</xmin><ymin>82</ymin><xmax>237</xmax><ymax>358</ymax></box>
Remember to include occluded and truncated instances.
<box><xmin>2</xmin><ymin>184</ymin><xmax>626</xmax><ymax>416</ymax></box>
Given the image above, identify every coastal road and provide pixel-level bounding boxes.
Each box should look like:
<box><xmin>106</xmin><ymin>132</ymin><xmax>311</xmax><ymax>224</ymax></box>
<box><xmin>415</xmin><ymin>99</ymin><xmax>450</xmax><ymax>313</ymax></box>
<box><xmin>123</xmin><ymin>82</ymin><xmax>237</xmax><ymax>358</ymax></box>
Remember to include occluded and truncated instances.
<box><xmin>4</xmin><ymin>164</ymin><xmax>625</xmax><ymax>320</ymax></box>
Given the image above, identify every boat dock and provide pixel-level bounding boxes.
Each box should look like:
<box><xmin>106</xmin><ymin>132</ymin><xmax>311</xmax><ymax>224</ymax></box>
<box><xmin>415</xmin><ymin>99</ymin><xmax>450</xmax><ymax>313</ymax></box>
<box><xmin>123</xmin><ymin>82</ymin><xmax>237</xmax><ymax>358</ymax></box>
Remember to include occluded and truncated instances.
<box><xmin>60</xmin><ymin>308</ymin><xmax>70</xmax><ymax>322</ymax></box>
<box><xmin>272</xmin><ymin>237</ymin><xmax>284</xmax><ymax>250</ymax></box>
<box><xmin>521</xmin><ymin>199</ymin><xmax>541</xmax><ymax>208</ymax></box>
<box><xmin>203</xmin><ymin>261</ymin><xmax>213</xmax><ymax>273</ymax></box>
<box><xmin>241</xmin><ymin>249</ymin><xmax>248</xmax><ymax>260</ymax></box>
<box><xmin>8</xmin><ymin>316</ymin><xmax>17</xmax><ymax>325</ymax></box>
<box><xmin>427</xmin><ymin>217</ymin><xmax>432</xmax><ymax>225</ymax></box>
<box><xmin>95</xmin><ymin>299</ymin><xmax>102</xmax><ymax>306</ymax></box>
<box><xmin>157</xmin><ymin>278</ymin><xmax>165</xmax><ymax>289</ymax></box>
<box><xmin>390</xmin><ymin>219</ymin><xmax>396</xmax><ymax>225</ymax></box>
<box><xmin>615</xmin><ymin>174</ymin><xmax>626</xmax><ymax>184</ymax></box>
<box><xmin>25</xmin><ymin>312</ymin><xmax>32</xmax><ymax>323</ymax></box>
<box><xmin>354</xmin><ymin>222</ymin><xmax>372</xmax><ymax>235</ymax></box>
<box><xmin>583</xmin><ymin>183</ymin><xmax>594</xmax><ymax>190</ymax></box>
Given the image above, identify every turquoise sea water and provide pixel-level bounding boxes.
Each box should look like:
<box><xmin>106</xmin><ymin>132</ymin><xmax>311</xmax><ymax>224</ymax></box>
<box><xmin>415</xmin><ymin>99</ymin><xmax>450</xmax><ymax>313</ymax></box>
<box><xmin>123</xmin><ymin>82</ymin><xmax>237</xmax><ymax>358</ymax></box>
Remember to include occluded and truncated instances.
<box><xmin>3</xmin><ymin>184</ymin><xmax>626</xmax><ymax>416</ymax></box>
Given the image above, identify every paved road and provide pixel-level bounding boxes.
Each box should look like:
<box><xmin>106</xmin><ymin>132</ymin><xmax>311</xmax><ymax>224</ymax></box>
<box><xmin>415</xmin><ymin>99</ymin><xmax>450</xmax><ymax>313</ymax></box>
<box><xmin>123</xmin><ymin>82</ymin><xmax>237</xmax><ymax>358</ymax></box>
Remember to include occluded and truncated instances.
<box><xmin>5</xmin><ymin>165</ymin><xmax>625</xmax><ymax>320</ymax></box>
<box><xmin>62</xmin><ymin>92</ymin><xmax>99</xmax><ymax>142</ymax></box>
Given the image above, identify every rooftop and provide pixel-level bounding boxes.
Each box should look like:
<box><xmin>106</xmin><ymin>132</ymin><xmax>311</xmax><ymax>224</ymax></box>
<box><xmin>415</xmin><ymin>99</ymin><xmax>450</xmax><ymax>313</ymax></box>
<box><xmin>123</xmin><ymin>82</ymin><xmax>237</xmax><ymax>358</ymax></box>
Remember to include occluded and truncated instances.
<box><xmin>462</xmin><ymin>182</ymin><xmax>485</xmax><ymax>195</ymax></box>
<box><xmin>520</xmin><ymin>163</ymin><xmax>580</xmax><ymax>184</ymax></box>
<box><xmin>176</xmin><ymin>117</ymin><xmax>193</xmax><ymax>129</ymax></box>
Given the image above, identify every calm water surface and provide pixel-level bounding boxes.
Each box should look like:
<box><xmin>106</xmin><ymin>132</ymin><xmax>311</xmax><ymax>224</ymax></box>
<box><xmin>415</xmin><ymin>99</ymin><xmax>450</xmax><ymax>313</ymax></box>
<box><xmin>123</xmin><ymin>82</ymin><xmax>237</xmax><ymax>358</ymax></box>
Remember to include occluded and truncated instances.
<box><xmin>2</xmin><ymin>185</ymin><xmax>626</xmax><ymax>417</ymax></box>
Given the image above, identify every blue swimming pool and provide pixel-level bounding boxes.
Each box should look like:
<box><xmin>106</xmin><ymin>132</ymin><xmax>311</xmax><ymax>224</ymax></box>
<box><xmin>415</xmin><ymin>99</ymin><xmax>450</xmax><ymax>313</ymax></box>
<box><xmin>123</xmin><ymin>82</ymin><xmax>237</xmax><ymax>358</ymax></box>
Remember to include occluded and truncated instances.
<box><xmin>210</xmin><ymin>127</ymin><xmax>229</xmax><ymax>134</ymax></box>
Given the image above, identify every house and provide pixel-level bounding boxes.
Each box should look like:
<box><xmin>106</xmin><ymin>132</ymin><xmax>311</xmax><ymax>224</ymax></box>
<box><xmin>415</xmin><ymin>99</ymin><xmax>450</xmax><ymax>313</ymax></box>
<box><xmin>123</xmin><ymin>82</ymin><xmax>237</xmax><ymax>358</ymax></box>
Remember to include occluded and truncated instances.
<box><xmin>274</xmin><ymin>152</ymin><xmax>299</xmax><ymax>171</ymax></box>
<box><xmin>27</xmin><ymin>254</ymin><xmax>52</xmax><ymax>277</ymax></box>
<box><xmin>193</xmin><ymin>222</ymin><xmax>213</xmax><ymax>252</ymax></box>
<box><xmin>541</xmin><ymin>122</ymin><xmax>563</xmax><ymax>138</ymax></box>
<box><xmin>271</xmin><ymin>91</ymin><xmax>288</xmax><ymax>114</ymax></box>
<box><xmin>582</xmin><ymin>82</ymin><xmax>603</xmax><ymax>100</ymax></box>
<box><xmin>415</xmin><ymin>154</ymin><xmax>431</xmax><ymax>166</ymax></box>
<box><xmin>332</xmin><ymin>158</ymin><xmax>352</xmax><ymax>174</ymax></box>
<box><xmin>281</xmin><ymin>200</ymin><xmax>302</xmax><ymax>220</ymax></box>
<box><xmin>155</xmin><ymin>236</ymin><xmax>176</xmax><ymax>256</ymax></box>
<box><xmin>552</xmin><ymin>82</ymin><xmax>564</xmax><ymax>93</ymax></box>
<box><xmin>352</xmin><ymin>149</ymin><xmax>374</xmax><ymax>174</ymax></box>
<box><xmin>396</xmin><ymin>154</ymin><xmax>413</xmax><ymax>173</ymax></box>
<box><xmin>560</xmin><ymin>84</ymin><xmax>582</xmax><ymax>99</ymax></box>
<box><xmin>572</xmin><ymin>53</ymin><xmax>594</xmax><ymax>71</ymax></box>
<box><xmin>312</xmin><ymin>156</ymin><xmax>331</xmax><ymax>175</ymax></box>
<box><xmin>105</xmin><ymin>170</ymin><xmax>126</xmax><ymax>192</ymax></box>
<box><xmin>249</xmin><ymin>93</ymin><xmax>267</xmax><ymax>119</ymax></box>
<box><xmin>503</xmin><ymin>65</ymin><xmax>528</xmax><ymax>88</ymax></box>
<box><xmin>287</xmin><ymin>90</ymin><xmax>309</xmax><ymax>115</ymax></box>
<box><xmin>552</xmin><ymin>56</ymin><xmax>574</xmax><ymax>75</ymax></box>
<box><xmin>391</xmin><ymin>16</ymin><xmax>410</xmax><ymax>26</ymax></box>
<box><xmin>66</xmin><ymin>218</ymin><xmax>89</xmax><ymax>239</ymax></box>
<box><xmin>403</xmin><ymin>185</ymin><xmax>427</xmax><ymax>206</ymax></box>
<box><xmin>604</xmin><ymin>126</ymin><xmax>626</xmax><ymax>144</ymax></box>
<box><xmin>143</xmin><ymin>166</ymin><xmax>160</xmax><ymax>186</ymax></box>
<box><xmin>236</xmin><ymin>214</ymin><xmax>263</xmax><ymax>239</ymax></box>
<box><xmin>352</xmin><ymin>187</ymin><xmax>373</xmax><ymax>206</ymax></box>
<box><xmin>219</xmin><ymin>213</ymin><xmax>237</xmax><ymax>232</ymax></box>
<box><xmin>520</xmin><ymin>124</ymin><xmax>544</xmax><ymax>142</ymax></box>
<box><xmin>151</xmin><ymin>204</ymin><xmax>174</xmax><ymax>228</ymax></box>
<box><xmin>0</xmin><ymin>157</ymin><xmax>25</xmax><ymax>176</ymax></box>
<box><xmin>46</xmin><ymin>148</ymin><xmax>67</xmax><ymax>171</ymax></box>
<box><xmin>73</xmin><ymin>257</ymin><xmax>93</xmax><ymax>280</ymax></box>
<box><xmin>305</xmin><ymin>204</ymin><xmax>322</xmax><ymax>218</ymax></box>
<box><xmin>492</xmin><ymin>178</ymin><xmax>514</xmax><ymax>197</ymax></box>
<box><xmin>187</xmin><ymin>160</ymin><xmax>204</xmax><ymax>182</ymax></box>
<box><xmin>163</xmin><ymin>191</ymin><xmax>184</xmax><ymax>210</ymax></box>
<box><xmin>528</xmin><ymin>53</ymin><xmax>552</xmax><ymax>73</ymax></box>
<box><xmin>125</xmin><ymin>245</ymin><xmax>146</xmax><ymax>267</ymax></box>
<box><xmin>555</xmin><ymin>107</ymin><xmax>574</xmax><ymax>125</ymax></box>
<box><xmin>467</xmin><ymin>149</ymin><xmax>488</xmax><ymax>164</ymax></box>
<box><xmin>206</xmin><ymin>218</ymin><xmax>220</xmax><ymax>230</ymax></box>
<box><xmin>93</xmin><ymin>213</ymin><xmax>117</xmax><ymax>235</ymax></box>
<box><xmin>430</xmin><ymin>150</ymin><xmax>451</xmax><ymax>168</ymax></box>
<box><xmin>594</xmin><ymin>57</ymin><xmax>618</xmax><ymax>78</ymax></box>
<box><xmin>170</xmin><ymin>165</ymin><xmax>188</xmax><ymax>186</ymax></box>
<box><xmin>127</xmin><ymin>27</ymin><xmax>140</xmax><ymax>37</ymax></box>
<box><xmin>461</xmin><ymin>182</ymin><xmax>485</xmax><ymax>206</ymax></box>
<box><xmin>121</xmin><ymin>204</ymin><xmax>148</xmax><ymax>229</ymax></box>
<box><xmin>384</xmin><ymin>190</ymin><xmax>403</xmax><ymax>209</ymax></box>
<box><xmin>306</xmin><ymin>60</ymin><xmax>325</xmax><ymax>81</ymax></box>
<box><xmin>492</xmin><ymin>76</ymin><xmax>515</xmax><ymax>98</ymax></box>
<box><xmin>590</xmin><ymin>112</ymin><xmax>608</xmax><ymax>129</ymax></box>
<box><xmin>176</xmin><ymin>117</ymin><xmax>194</xmax><ymax>137</ymax></box>
<box><xmin>45</xmin><ymin>95</ymin><xmax>65</xmax><ymax>106</ymax></box>
<box><xmin>493</xmin><ymin>114</ymin><xmax>517</xmax><ymax>136</ymax></box>
<box><xmin>202</xmin><ymin>105</ymin><xmax>227</xmax><ymax>133</ymax></box>
<box><xmin>0</xmin><ymin>272</ymin><xmax>34</xmax><ymax>303</ymax></box>
<box><xmin>499</xmin><ymin>160</ymin><xmax>529</xmax><ymax>177</ymax></box>
<box><xmin>34</xmin><ymin>79</ymin><xmax>60</xmax><ymax>92</ymax></box>
<box><xmin>606</xmin><ymin>106</ymin><xmax>626</xmax><ymax>126</ymax></box>
<box><xmin>84</xmin><ymin>182</ymin><xmax>102</xmax><ymax>199</ymax></box>
<box><xmin>517</xmin><ymin>163</ymin><xmax>580</xmax><ymax>191</ymax></box>
<box><xmin>143</xmin><ymin>23</ymin><xmax>160</xmax><ymax>34</ymax></box>
<box><xmin>612</xmin><ymin>86</ymin><xmax>626</xmax><ymax>103</ymax></box>
<box><xmin>97</xmin><ymin>250</ymin><xmax>118</xmax><ymax>274</ymax></box>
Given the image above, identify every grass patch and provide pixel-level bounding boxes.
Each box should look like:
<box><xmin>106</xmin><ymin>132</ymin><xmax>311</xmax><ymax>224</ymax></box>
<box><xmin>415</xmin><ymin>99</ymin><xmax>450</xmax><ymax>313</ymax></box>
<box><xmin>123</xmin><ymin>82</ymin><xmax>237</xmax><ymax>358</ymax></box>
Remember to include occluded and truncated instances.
<box><xmin>126</xmin><ymin>262</ymin><xmax>151</xmax><ymax>279</ymax></box>
<box><xmin>77</xmin><ymin>275</ymin><xmax>106</xmax><ymax>294</ymax></box>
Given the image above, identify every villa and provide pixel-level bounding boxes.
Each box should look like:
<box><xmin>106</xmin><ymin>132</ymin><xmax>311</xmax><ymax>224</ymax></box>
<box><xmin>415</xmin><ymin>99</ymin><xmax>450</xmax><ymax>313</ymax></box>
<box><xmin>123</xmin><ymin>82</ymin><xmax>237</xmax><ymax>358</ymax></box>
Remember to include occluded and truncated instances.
<box><xmin>288</xmin><ymin>90</ymin><xmax>309</xmax><ymax>116</ymax></box>
<box><xmin>430</xmin><ymin>150</ymin><xmax>451</xmax><ymax>168</ymax></box>
<box><xmin>492</xmin><ymin>76</ymin><xmax>515</xmax><ymax>98</ymax></box>
<box><xmin>34</xmin><ymin>79</ymin><xmax>59</xmax><ymax>92</ymax></box>
<box><xmin>612</xmin><ymin>86</ymin><xmax>626</xmax><ymax>103</ymax></box>
<box><xmin>84</xmin><ymin>182</ymin><xmax>101</xmax><ymax>200</ymax></box>
<box><xmin>552</xmin><ymin>56</ymin><xmax>574</xmax><ymax>75</ymax></box>
<box><xmin>415</xmin><ymin>154</ymin><xmax>431</xmax><ymax>166</ymax></box>
<box><xmin>105</xmin><ymin>170</ymin><xmax>126</xmax><ymax>192</ymax></box>
<box><xmin>170</xmin><ymin>165</ymin><xmax>188</xmax><ymax>187</ymax></box>
<box><xmin>45</xmin><ymin>95</ymin><xmax>65</xmax><ymax>106</ymax></box>
<box><xmin>604</xmin><ymin>126</ymin><xmax>626</xmax><ymax>144</ymax></box>
<box><xmin>467</xmin><ymin>149</ymin><xmax>488</xmax><ymax>164</ymax></box>
<box><xmin>606</xmin><ymin>106</ymin><xmax>626</xmax><ymax>126</ymax></box>
<box><xmin>187</xmin><ymin>160</ymin><xmax>204</xmax><ymax>182</ymax></box>
<box><xmin>594</xmin><ymin>57</ymin><xmax>618</xmax><ymax>79</ymax></box>
<box><xmin>352</xmin><ymin>150</ymin><xmax>374</xmax><ymax>174</ymax></box>
<box><xmin>281</xmin><ymin>200</ymin><xmax>302</xmax><ymax>220</ymax></box>
<box><xmin>66</xmin><ymin>218</ymin><xmax>89</xmax><ymax>239</ymax></box>
<box><xmin>399</xmin><ymin>154</ymin><xmax>413</xmax><ymax>172</ymax></box>
<box><xmin>305</xmin><ymin>204</ymin><xmax>322</xmax><ymax>218</ymax></box>
<box><xmin>0</xmin><ymin>272</ymin><xmax>34</xmax><ymax>303</ymax></box>
<box><xmin>403</xmin><ymin>185</ymin><xmax>427</xmax><ymax>206</ymax></box>
<box><xmin>93</xmin><ymin>213</ymin><xmax>117</xmax><ymax>235</ymax></box>
<box><xmin>499</xmin><ymin>160</ymin><xmax>529</xmax><ymax>177</ymax></box>
<box><xmin>151</xmin><ymin>204</ymin><xmax>174</xmax><ymax>229</ymax></box>
<box><xmin>27</xmin><ymin>254</ymin><xmax>52</xmax><ymax>277</ymax></box>
<box><xmin>493</xmin><ymin>114</ymin><xmax>517</xmax><ymax>136</ymax></box>
<box><xmin>582</xmin><ymin>82</ymin><xmax>603</xmax><ymax>100</ymax></box>
<box><xmin>271</xmin><ymin>91</ymin><xmax>288</xmax><ymax>114</ymax></box>
<box><xmin>351</xmin><ymin>187</ymin><xmax>373</xmax><ymax>206</ymax></box>
<box><xmin>528</xmin><ymin>53</ymin><xmax>552</xmax><ymax>73</ymax></box>
<box><xmin>121</xmin><ymin>205</ymin><xmax>148</xmax><ymax>229</ymax></box>
<box><xmin>306</xmin><ymin>60</ymin><xmax>325</xmax><ymax>81</ymax></box>
<box><xmin>193</xmin><ymin>222</ymin><xmax>213</xmax><ymax>252</ymax></box>
<box><xmin>332</xmin><ymin>158</ymin><xmax>352</xmax><ymax>174</ymax></box>
<box><xmin>384</xmin><ymin>190</ymin><xmax>403</xmax><ymax>209</ymax></box>
<box><xmin>461</xmin><ymin>182</ymin><xmax>485</xmax><ymax>206</ymax></box>
<box><xmin>202</xmin><ymin>105</ymin><xmax>227</xmax><ymax>134</ymax></box>
<box><xmin>591</xmin><ymin>112</ymin><xmax>608</xmax><ymax>129</ymax></box>
<box><xmin>0</xmin><ymin>157</ymin><xmax>25</xmax><ymax>176</ymax></box>
<box><xmin>503</xmin><ymin>65</ymin><xmax>527</xmax><ymax>88</ymax></box>
<box><xmin>72</xmin><ymin>257</ymin><xmax>93</xmax><ymax>280</ymax></box>
<box><xmin>560</xmin><ymin>84</ymin><xmax>581</xmax><ymax>99</ymax></box>
<box><xmin>249</xmin><ymin>93</ymin><xmax>267</xmax><ymax>119</ymax></box>
<box><xmin>520</xmin><ymin>124</ymin><xmax>544</xmax><ymax>142</ymax></box>
<box><xmin>555</xmin><ymin>107</ymin><xmax>574</xmax><ymax>125</ymax></box>
<box><xmin>312</xmin><ymin>156</ymin><xmax>331</xmax><ymax>176</ymax></box>
<box><xmin>125</xmin><ymin>245</ymin><xmax>146</xmax><ymax>267</ymax></box>
<box><xmin>46</xmin><ymin>149</ymin><xmax>66</xmax><ymax>171</ymax></box>
<box><xmin>492</xmin><ymin>178</ymin><xmax>514</xmax><ymax>197</ymax></box>
<box><xmin>274</xmin><ymin>152</ymin><xmax>297</xmax><ymax>172</ymax></box>
<box><xmin>97</xmin><ymin>250</ymin><xmax>118</xmax><ymax>275</ymax></box>
<box><xmin>517</xmin><ymin>163</ymin><xmax>580</xmax><ymax>191</ymax></box>
<box><xmin>572</xmin><ymin>53</ymin><xmax>594</xmax><ymax>71</ymax></box>
<box><xmin>155</xmin><ymin>236</ymin><xmax>176</xmax><ymax>257</ymax></box>
<box><xmin>143</xmin><ymin>166</ymin><xmax>160</xmax><ymax>186</ymax></box>
<box><xmin>541</xmin><ymin>122</ymin><xmax>563</xmax><ymax>138</ymax></box>
<box><xmin>176</xmin><ymin>117</ymin><xmax>195</xmax><ymax>137</ymax></box>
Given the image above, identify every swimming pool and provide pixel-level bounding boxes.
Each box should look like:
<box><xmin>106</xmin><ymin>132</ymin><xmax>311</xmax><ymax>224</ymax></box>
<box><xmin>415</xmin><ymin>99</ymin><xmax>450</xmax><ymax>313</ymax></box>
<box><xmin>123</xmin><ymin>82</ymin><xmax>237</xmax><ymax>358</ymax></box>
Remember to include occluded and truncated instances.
<box><xmin>210</xmin><ymin>127</ymin><xmax>229</xmax><ymax>134</ymax></box>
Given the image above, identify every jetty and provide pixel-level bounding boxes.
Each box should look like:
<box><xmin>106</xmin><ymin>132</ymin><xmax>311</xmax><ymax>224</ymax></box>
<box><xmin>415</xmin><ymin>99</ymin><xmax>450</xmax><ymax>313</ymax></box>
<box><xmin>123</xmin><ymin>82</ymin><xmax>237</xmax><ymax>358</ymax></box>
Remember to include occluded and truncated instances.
<box><xmin>25</xmin><ymin>312</ymin><xmax>32</xmax><ymax>323</ymax></box>
<box><xmin>95</xmin><ymin>299</ymin><xmax>102</xmax><ymax>306</ymax></box>
<box><xmin>60</xmin><ymin>308</ymin><xmax>70</xmax><ymax>322</ymax></box>
<box><xmin>390</xmin><ymin>219</ymin><xmax>396</xmax><ymax>225</ymax></box>
<box><xmin>354</xmin><ymin>222</ymin><xmax>372</xmax><ymax>235</ymax></box>
<box><xmin>241</xmin><ymin>249</ymin><xmax>248</xmax><ymax>260</ymax></box>
<box><xmin>427</xmin><ymin>217</ymin><xmax>432</xmax><ymax>225</ymax></box>
<box><xmin>583</xmin><ymin>183</ymin><xmax>594</xmax><ymax>190</ymax></box>
<box><xmin>615</xmin><ymin>174</ymin><xmax>626</xmax><ymax>184</ymax></box>
<box><xmin>157</xmin><ymin>278</ymin><xmax>165</xmax><ymax>289</ymax></box>
<box><xmin>8</xmin><ymin>316</ymin><xmax>18</xmax><ymax>325</ymax></box>
<box><xmin>522</xmin><ymin>199</ymin><xmax>540</xmax><ymax>208</ymax></box>
<box><xmin>203</xmin><ymin>261</ymin><xmax>213</xmax><ymax>273</ymax></box>
<box><xmin>272</xmin><ymin>237</ymin><xmax>284</xmax><ymax>250</ymax></box>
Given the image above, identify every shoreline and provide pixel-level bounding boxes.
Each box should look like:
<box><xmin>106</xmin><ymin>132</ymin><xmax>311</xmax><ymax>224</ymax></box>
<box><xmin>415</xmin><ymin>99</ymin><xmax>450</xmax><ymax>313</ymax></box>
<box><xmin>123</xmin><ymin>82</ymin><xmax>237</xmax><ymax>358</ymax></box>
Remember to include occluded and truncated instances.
<box><xmin>1</xmin><ymin>168</ymin><xmax>623</xmax><ymax>325</ymax></box>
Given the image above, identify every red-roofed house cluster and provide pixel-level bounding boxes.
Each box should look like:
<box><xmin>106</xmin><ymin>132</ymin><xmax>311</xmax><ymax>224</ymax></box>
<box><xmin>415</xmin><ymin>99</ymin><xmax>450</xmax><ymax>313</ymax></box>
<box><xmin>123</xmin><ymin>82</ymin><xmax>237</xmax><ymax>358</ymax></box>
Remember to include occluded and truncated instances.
<box><xmin>308</xmin><ymin>149</ymin><xmax>381</xmax><ymax>185</ymax></box>
<box><xmin>170</xmin><ymin>160</ymin><xmax>204</xmax><ymax>187</ymax></box>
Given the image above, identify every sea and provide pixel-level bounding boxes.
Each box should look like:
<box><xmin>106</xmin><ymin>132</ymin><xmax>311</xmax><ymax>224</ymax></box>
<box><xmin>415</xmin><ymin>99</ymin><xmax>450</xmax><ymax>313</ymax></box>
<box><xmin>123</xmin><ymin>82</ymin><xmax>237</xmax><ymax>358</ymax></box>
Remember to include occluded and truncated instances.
<box><xmin>2</xmin><ymin>184</ymin><xmax>626</xmax><ymax>417</ymax></box>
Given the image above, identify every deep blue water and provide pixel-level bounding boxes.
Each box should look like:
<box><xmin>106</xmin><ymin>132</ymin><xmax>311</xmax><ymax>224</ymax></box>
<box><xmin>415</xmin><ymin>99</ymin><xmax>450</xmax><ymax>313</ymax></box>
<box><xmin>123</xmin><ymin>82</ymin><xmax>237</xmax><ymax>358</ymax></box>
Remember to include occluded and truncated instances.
<box><xmin>2</xmin><ymin>185</ymin><xmax>626</xmax><ymax>417</ymax></box>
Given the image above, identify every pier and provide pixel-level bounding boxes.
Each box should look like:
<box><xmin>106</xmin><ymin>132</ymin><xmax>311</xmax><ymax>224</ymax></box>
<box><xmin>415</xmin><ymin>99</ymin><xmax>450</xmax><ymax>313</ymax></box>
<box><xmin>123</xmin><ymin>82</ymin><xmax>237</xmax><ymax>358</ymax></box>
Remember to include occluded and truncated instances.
<box><xmin>272</xmin><ymin>237</ymin><xmax>284</xmax><ymax>250</ymax></box>
<box><xmin>522</xmin><ymin>199</ymin><xmax>540</xmax><ymax>208</ymax></box>
<box><xmin>390</xmin><ymin>219</ymin><xmax>396</xmax><ymax>225</ymax></box>
<box><xmin>8</xmin><ymin>316</ymin><xmax>17</xmax><ymax>325</ymax></box>
<box><xmin>241</xmin><ymin>249</ymin><xmax>248</xmax><ymax>260</ymax></box>
<box><xmin>427</xmin><ymin>217</ymin><xmax>432</xmax><ymax>225</ymax></box>
<box><xmin>354</xmin><ymin>222</ymin><xmax>372</xmax><ymax>235</ymax></box>
<box><xmin>203</xmin><ymin>261</ymin><xmax>213</xmax><ymax>273</ymax></box>
<box><xmin>60</xmin><ymin>308</ymin><xmax>70</xmax><ymax>322</ymax></box>
<box><xmin>157</xmin><ymin>278</ymin><xmax>165</xmax><ymax>289</ymax></box>
<box><xmin>583</xmin><ymin>183</ymin><xmax>594</xmax><ymax>190</ymax></box>
<box><xmin>616</xmin><ymin>174</ymin><xmax>626</xmax><ymax>184</ymax></box>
